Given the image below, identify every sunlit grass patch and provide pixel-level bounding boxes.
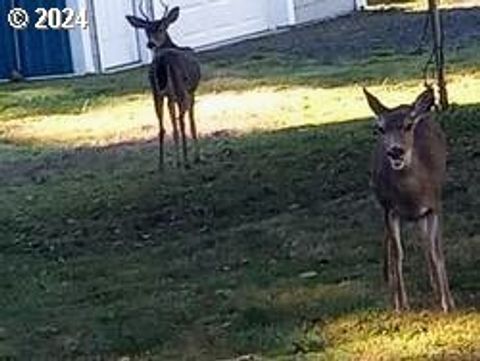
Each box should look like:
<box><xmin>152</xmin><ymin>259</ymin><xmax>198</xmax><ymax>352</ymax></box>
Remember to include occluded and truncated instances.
<box><xmin>2</xmin><ymin>72</ymin><xmax>480</xmax><ymax>151</ymax></box>
<box><xmin>316</xmin><ymin>311</ymin><xmax>480</xmax><ymax>360</ymax></box>
<box><xmin>368</xmin><ymin>0</ymin><xmax>478</xmax><ymax>10</ymax></box>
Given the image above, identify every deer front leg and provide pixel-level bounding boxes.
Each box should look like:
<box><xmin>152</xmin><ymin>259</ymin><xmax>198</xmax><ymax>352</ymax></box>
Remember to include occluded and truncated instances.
<box><xmin>387</xmin><ymin>211</ymin><xmax>409</xmax><ymax>311</ymax></box>
<box><xmin>382</xmin><ymin>211</ymin><xmax>392</xmax><ymax>284</ymax></box>
<box><xmin>167</xmin><ymin>99</ymin><xmax>181</xmax><ymax>168</ymax></box>
<box><xmin>153</xmin><ymin>95</ymin><xmax>165</xmax><ymax>170</ymax></box>
<box><xmin>189</xmin><ymin>94</ymin><xmax>200</xmax><ymax>163</ymax></box>
<box><xmin>424</xmin><ymin>212</ymin><xmax>455</xmax><ymax>312</ymax></box>
<box><xmin>417</xmin><ymin>215</ymin><xmax>441</xmax><ymax>305</ymax></box>
<box><xmin>178</xmin><ymin>98</ymin><xmax>188</xmax><ymax>167</ymax></box>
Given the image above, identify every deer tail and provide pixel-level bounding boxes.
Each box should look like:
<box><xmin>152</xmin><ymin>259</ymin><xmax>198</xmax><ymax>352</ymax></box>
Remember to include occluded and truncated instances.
<box><xmin>166</xmin><ymin>62</ymin><xmax>184</xmax><ymax>103</ymax></box>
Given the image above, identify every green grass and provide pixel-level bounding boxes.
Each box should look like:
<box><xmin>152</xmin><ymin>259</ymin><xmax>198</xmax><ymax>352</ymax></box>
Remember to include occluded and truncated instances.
<box><xmin>1</xmin><ymin>107</ymin><xmax>479</xmax><ymax>360</ymax></box>
<box><xmin>1</xmin><ymin>9</ymin><xmax>480</xmax><ymax>361</ymax></box>
<box><xmin>1</xmin><ymin>41</ymin><xmax>480</xmax><ymax>124</ymax></box>
<box><xmin>0</xmin><ymin>68</ymin><xmax>149</xmax><ymax>122</ymax></box>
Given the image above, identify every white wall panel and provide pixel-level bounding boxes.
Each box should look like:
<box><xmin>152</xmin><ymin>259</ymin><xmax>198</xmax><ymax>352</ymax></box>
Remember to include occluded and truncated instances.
<box><xmin>92</xmin><ymin>0</ymin><xmax>142</xmax><ymax>70</ymax></box>
<box><xmin>152</xmin><ymin>0</ymin><xmax>274</xmax><ymax>48</ymax></box>
<box><xmin>294</xmin><ymin>0</ymin><xmax>354</xmax><ymax>24</ymax></box>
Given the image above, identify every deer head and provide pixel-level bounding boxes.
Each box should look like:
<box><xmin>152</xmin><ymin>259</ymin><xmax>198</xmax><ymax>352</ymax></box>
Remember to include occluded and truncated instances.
<box><xmin>364</xmin><ymin>87</ymin><xmax>435</xmax><ymax>171</ymax></box>
<box><xmin>126</xmin><ymin>0</ymin><xmax>179</xmax><ymax>50</ymax></box>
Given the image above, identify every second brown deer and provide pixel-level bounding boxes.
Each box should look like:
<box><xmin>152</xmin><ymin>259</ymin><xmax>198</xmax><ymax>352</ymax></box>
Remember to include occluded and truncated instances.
<box><xmin>364</xmin><ymin>87</ymin><xmax>455</xmax><ymax>312</ymax></box>
<box><xmin>126</xmin><ymin>1</ymin><xmax>201</xmax><ymax>169</ymax></box>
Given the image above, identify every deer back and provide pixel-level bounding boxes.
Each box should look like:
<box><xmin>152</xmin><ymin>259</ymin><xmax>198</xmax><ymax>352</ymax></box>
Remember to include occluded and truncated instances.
<box><xmin>150</xmin><ymin>48</ymin><xmax>201</xmax><ymax>97</ymax></box>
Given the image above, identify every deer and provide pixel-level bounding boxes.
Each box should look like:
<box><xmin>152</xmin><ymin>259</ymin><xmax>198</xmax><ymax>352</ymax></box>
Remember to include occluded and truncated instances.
<box><xmin>363</xmin><ymin>87</ymin><xmax>455</xmax><ymax>312</ymax></box>
<box><xmin>126</xmin><ymin>0</ymin><xmax>201</xmax><ymax>169</ymax></box>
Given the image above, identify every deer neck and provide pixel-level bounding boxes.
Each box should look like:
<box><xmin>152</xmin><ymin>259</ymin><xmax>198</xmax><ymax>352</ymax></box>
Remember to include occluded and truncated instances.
<box><xmin>161</xmin><ymin>33</ymin><xmax>178</xmax><ymax>49</ymax></box>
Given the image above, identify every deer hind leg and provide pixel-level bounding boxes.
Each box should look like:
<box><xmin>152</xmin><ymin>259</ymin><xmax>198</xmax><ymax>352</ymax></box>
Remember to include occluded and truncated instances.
<box><xmin>167</xmin><ymin>99</ymin><xmax>181</xmax><ymax>168</ymax></box>
<box><xmin>178</xmin><ymin>96</ymin><xmax>189</xmax><ymax>167</ymax></box>
<box><xmin>189</xmin><ymin>94</ymin><xmax>200</xmax><ymax>163</ymax></box>
<box><xmin>387</xmin><ymin>211</ymin><xmax>409</xmax><ymax>311</ymax></box>
<box><xmin>424</xmin><ymin>212</ymin><xmax>455</xmax><ymax>312</ymax></box>
<box><xmin>153</xmin><ymin>95</ymin><xmax>165</xmax><ymax>170</ymax></box>
<box><xmin>382</xmin><ymin>211</ymin><xmax>393</xmax><ymax>284</ymax></box>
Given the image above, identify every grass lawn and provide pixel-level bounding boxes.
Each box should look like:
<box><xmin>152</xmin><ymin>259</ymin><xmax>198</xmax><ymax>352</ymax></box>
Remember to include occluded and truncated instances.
<box><xmin>1</xmin><ymin>7</ymin><xmax>480</xmax><ymax>361</ymax></box>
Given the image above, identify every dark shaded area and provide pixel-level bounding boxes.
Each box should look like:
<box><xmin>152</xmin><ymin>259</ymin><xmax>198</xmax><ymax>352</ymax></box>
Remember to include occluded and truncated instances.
<box><xmin>0</xmin><ymin>102</ymin><xmax>479</xmax><ymax>359</ymax></box>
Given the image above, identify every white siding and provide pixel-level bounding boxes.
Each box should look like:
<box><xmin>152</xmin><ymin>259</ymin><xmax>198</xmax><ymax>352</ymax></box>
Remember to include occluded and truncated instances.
<box><xmin>294</xmin><ymin>0</ymin><xmax>355</xmax><ymax>24</ymax></box>
<box><xmin>153</xmin><ymin>0</ymin><xmax>275</xmax><ymax>49</ymax></box>
<box><xmin>67</xmin><ymin>0</ymin><xmax>96</xmax><ymax>75</ymax></box>
<box><xmin>92</xmin><ymin>0</ymin><xmax>143</xmax><ymax>71</ymax></box>
<box><xmin>356</xmin><ymin>0</ymin><xmax>368</xmax><ymax>10</ymax></box>
<box><xmin>268</xmin><ymin>0</ymin><xmax>294</xmax><ymax>28</ymax></box>
<box><xmin>59</xmin><ymin>0</ymin><xmax>358</xmax><ymax>77</ymax></box>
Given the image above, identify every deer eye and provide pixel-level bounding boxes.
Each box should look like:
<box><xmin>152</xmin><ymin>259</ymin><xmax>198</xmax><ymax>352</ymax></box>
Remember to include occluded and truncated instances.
<box><xmin>375</xmin><ymin>125</ymin><xmax>385</xmax><ymax>135</ymax></box>
<box><xmin>150</xmin><ymin>21</ymin><xmax>162</xmax><ymax>32</ymax></box>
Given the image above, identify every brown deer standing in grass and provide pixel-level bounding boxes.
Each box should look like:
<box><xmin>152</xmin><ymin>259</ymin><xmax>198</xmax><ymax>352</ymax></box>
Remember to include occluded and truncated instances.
<box><xmin>363</xmin><ymin>87</ymin><xmax>455</xmax><ymax>312</ymax></box>
<box><xmin>126</xmin><ymin>0</ymin><xmax>201</xmax><ymax>169</ymax></box>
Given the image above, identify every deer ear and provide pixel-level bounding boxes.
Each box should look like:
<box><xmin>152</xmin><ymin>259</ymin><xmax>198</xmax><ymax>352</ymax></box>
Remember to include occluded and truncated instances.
<box><xmin>363</xmin><ymin>88</ymin><xmax>389</xmax><ymax>116</ymax></box>
<box><xmin>411</xmin><ymin>87</ymin><xmax>435</xmax><ymax>117</ymax></box>
<box><xmin>165</xmin><ymin>7</ymin><xmax>180</xmax><ymax>24</ymax></box>
<box><xmin>126</xmin><ymin>15</ymin><xmax>149</xmax><ymax>28</ymax></box>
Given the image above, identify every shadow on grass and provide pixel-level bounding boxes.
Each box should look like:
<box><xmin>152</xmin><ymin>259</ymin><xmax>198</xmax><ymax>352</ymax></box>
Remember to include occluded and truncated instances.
<box><xmin>0</xmin><ymin>102</ymin><xmax>479</xmax><ymax>359</ymax></box>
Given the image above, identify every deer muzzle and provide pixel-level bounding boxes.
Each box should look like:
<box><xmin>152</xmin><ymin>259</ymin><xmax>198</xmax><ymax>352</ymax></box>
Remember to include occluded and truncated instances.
<box><xmin>387</xmin><ymin>146</ymin><xmax>406</xmax><ymax>170</ymax></box>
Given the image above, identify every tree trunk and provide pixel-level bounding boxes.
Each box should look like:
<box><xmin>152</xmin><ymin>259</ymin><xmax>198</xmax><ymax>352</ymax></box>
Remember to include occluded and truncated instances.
<box><xmin>428</xmin><ymin>0</ymin><xmax>449</xmax><ymax>110</ymax></box>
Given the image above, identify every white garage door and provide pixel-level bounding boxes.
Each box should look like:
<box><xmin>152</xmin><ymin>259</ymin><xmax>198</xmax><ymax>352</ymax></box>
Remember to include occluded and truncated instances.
<box><xmin>92</xmin><ymin>0</ymin><xmax>143</xmax><ymax>70</ymax></box>
<box><xmin>294</xmin><ymin>0</ymin><xmax>355</xmax><ymax>24</ymax></box>
<box><xmin>153</xmin><ymin>0</ymin><xmax>273</xmax><ymax>48</ymax></box>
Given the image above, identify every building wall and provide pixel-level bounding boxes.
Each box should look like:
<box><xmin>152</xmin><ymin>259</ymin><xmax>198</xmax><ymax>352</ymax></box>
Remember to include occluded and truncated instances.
<box><xmin>1</xmin><ymin>0</ymin><xmax>74</xmax><ymax>80</ymax></box>
<box><xmin>294</xmin><ymin>0</ymin><xmax>355</xmax><ymax>24</ymax></box>
<box><xmin>72</xmin><ymin>0</ymin><xmax>358</xmax><ymax>77</ymax></box>
<box><xmin>2</xmin><ymin>0</ymin><xmax>358</xmax><ymax>79</ymax></box>
<box><xmin>0</xmin><ymin>1</ymin><xmax>17</xmax><ymax>80</ymax></box>
<box><xmin>153</xmin><ymin>0</ymin><xmax>279</xmax><ymax>49</ymax></box>
<box><xmin>268</xmin><ymin>0</ymin><xmax>294</xmax><ymax>28</ymax></box>
<box><xmin>67</xmin><ymin>0</ymin><xmax>94</xmax><ymax>75</ymax></box>
<box><xmin>68</xmin><ymin>0</ymin><xmax>152</xmax><ymax>76</ymax></box>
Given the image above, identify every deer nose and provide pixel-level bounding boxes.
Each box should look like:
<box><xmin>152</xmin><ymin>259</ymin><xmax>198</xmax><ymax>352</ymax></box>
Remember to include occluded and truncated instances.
<box><xmin>387</xmin><ymin>146</ymin><xmax>405</xmax><ymax>160</ymax></box>
<box><xmin>147</xmin><ymin>42</ymin><xmax>155</xmax><ymax>49</ymax></box>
